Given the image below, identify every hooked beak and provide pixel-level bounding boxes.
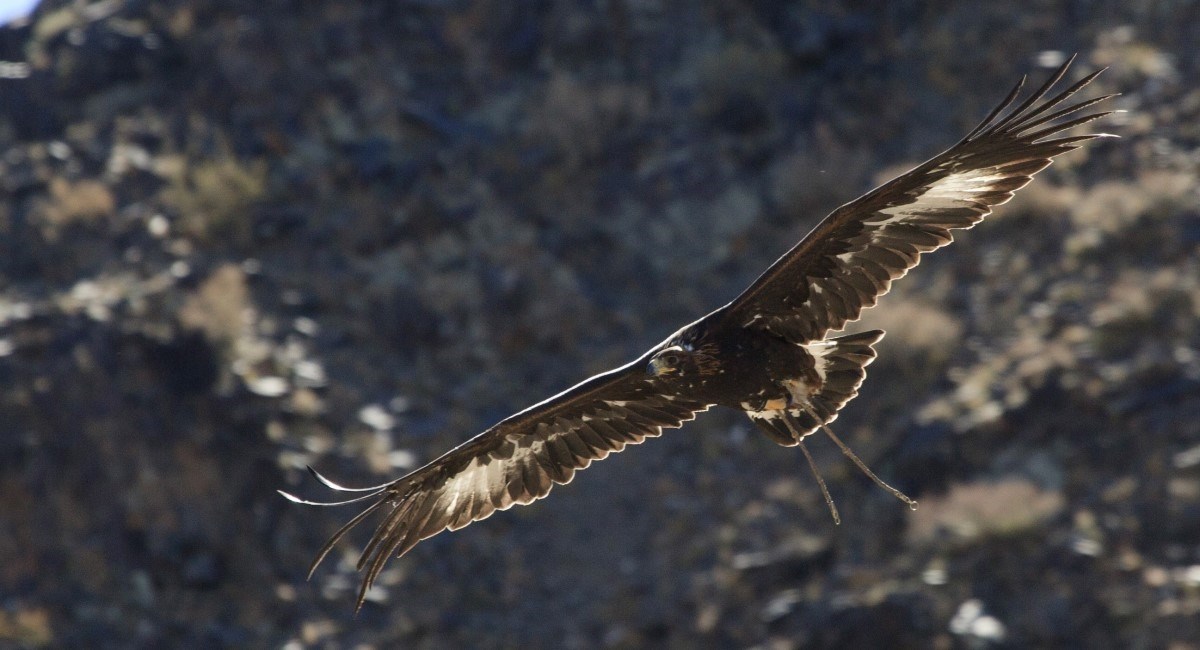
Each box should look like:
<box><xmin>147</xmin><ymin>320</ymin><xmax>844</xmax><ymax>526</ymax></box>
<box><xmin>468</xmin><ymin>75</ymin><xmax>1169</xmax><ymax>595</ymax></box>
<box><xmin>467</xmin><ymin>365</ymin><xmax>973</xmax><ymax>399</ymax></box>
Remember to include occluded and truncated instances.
<box><xmin>647</xmin><ymin>358</ymin><xmax>666</xmax><ymax>376</ymax></box>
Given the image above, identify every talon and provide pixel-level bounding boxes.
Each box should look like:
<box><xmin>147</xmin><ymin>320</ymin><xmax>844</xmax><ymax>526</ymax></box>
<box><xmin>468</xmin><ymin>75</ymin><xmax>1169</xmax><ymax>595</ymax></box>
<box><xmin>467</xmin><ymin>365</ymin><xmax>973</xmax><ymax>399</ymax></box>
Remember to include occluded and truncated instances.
<box><xmin>794</xmin><ymin>403</ymin><xmax>918</xmax><ymax>511</ymax></box>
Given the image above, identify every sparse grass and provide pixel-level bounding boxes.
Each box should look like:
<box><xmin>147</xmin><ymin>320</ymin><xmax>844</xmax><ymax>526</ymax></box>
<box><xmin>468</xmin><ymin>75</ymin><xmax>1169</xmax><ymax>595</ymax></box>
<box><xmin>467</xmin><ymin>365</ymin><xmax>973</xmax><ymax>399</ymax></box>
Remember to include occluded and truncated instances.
<box><xmin>160</xmin><ymin>156</ymin><xmax>268</xmax><ymax>243</ymax></box>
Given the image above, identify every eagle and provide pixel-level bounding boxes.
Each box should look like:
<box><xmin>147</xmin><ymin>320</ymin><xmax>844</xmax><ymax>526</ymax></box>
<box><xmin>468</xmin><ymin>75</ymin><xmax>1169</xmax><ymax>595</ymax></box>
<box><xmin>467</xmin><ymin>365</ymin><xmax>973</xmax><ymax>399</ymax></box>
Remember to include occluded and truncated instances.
<box><xmin>283</xmin><ymin>57</ymin><xmax>1114</xmax><ymax>610</ymax></box>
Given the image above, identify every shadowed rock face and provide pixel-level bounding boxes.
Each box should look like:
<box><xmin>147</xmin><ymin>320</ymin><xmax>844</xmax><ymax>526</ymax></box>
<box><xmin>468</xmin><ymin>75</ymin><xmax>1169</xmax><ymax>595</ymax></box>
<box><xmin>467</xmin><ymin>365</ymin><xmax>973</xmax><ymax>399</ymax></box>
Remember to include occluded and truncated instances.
<box><xmin>1</xmin><ymin>1</ymin><xmax>1198</xmax><ymax>647</ymax></box>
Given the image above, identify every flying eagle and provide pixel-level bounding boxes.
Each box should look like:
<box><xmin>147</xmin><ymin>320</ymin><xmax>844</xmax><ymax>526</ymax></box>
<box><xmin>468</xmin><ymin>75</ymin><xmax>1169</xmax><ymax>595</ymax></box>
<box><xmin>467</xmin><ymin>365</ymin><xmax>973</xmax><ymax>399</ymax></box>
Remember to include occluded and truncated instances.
<box><xmin>283</xmin><ymin>57</ymin><xmax>1114</xmax><ymax>610</ymax></box>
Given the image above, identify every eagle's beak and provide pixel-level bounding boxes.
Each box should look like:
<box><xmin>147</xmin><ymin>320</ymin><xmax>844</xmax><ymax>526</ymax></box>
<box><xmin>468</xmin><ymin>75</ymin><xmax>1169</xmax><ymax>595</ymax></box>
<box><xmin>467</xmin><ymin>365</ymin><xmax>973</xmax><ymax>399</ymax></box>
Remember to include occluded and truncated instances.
<box><xmin>647</xmin><ymin>358</ymin><xmax>665</xmax><ymax>376</ymax></box>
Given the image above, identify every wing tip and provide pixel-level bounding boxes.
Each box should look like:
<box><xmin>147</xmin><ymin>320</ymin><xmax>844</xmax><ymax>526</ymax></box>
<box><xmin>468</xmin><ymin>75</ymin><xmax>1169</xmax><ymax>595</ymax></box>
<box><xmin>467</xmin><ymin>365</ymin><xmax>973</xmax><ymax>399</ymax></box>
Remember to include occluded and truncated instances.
<box><xmin>307</xmin><ymin>464</ymin><xmax>396</xmax><ymax>492</ymax></box>
<box><xmin>971</xmin><ymin>56</ymin><xmax>1114</xmax><ymax>143</ymax></box>
<box><xmin>278</xmin><ymin>489</ymin><xmax>308</xmax><ymax>504</ymax></box>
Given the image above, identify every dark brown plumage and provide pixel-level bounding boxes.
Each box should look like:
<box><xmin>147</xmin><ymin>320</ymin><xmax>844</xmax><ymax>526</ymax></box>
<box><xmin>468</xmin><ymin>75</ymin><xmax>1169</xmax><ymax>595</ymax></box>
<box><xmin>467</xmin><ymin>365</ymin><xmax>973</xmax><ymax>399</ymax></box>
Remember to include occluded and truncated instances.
<box><xmin>282</xmin><ymin>56</ymin><xmax>1115</xmax><ymax>610</ymax></box>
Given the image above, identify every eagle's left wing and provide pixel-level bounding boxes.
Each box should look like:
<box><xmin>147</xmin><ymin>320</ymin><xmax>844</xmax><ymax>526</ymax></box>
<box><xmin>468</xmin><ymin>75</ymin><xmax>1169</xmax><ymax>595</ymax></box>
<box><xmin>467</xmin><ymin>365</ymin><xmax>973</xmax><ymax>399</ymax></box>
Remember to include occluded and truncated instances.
<box><xmin>282</xmin><ymin>356</ymin><xmax>709</xmax><ymax>611</ymax></box>
<box><xmin>722</xmin><ymin>56</ymin><xmax>1115</xmax><ymax>343</ymax></box>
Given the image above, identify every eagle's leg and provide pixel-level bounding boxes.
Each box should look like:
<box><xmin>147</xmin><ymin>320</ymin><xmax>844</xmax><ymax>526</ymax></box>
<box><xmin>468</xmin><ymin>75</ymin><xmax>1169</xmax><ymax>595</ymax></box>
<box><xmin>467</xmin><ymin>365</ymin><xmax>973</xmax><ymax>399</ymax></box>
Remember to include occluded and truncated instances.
<box><xmin>791</xmin><ymin>403</ymin><xmax>918</xmax><ymax>511</ymax></box>
<box><xmin>779</xmin><ymin>415</ymin><xmax>840</xmax><ymax>524</ymax></box>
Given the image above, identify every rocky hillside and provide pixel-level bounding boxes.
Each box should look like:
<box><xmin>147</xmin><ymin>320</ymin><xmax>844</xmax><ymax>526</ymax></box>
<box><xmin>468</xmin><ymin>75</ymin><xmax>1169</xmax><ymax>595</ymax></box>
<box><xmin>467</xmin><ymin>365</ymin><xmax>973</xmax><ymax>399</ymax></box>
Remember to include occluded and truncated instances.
<box><xmin>1</xmin><ymin>1</ymin><xmax>1197</xmax><ymax>647</ymax></box>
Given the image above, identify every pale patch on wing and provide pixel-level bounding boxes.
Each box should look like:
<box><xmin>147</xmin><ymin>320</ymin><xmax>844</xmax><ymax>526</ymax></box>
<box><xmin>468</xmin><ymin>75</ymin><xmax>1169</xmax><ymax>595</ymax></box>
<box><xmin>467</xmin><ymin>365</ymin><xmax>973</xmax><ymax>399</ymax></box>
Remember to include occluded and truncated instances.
<box><xmin>921</xmin><ymin>168</ymin><xmax>1008</xmax><ymax>195</ymax></box>
<box><xmin>442</xmin><ymin>476</ymin><xmax>463</xmax><ymax>518</ymax></box>
<box><xmin>802</xmin><ymin>337</ymin><xmax>841</xmax><ymax>384</ymax></box>
<box><xmin>867</xmin><ymin>170</ymin><xmax>1005</xmax><ymax>226</ymax></box>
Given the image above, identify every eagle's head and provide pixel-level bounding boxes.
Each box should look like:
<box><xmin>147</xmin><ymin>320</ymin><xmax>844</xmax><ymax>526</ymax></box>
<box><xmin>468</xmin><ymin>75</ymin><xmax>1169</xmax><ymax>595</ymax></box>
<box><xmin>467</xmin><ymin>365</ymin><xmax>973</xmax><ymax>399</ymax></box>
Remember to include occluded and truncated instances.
<box><xmin>647</xmin><ymin>346</ymin><xmax>688</xmax><ymax>377</ymax></box>
<box><xmin>646</xmin><ymin>343</ymin><xmax>720</xmax><ymax>378</ymax></box>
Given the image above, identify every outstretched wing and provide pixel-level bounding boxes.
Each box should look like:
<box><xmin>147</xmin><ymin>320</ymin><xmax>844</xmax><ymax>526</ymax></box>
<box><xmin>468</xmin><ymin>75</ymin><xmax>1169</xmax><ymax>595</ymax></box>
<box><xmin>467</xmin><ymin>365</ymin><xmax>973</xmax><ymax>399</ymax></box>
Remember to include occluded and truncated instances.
<box><xmin>282</xmin><ymin>357</ymin><xmax>709</xmax><ymax>611</ymax></box>
<box><xmin>723</xmin><ymin>55</ymin><xmax>1115</xmax><ymax>343</ymax></box>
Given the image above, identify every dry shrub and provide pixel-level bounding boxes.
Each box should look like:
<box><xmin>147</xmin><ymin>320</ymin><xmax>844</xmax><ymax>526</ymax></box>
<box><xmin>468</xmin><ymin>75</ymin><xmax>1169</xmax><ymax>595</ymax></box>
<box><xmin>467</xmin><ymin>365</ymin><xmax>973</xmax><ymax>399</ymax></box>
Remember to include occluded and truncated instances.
<box><xmin>858</xmin><ymin>298</ymin><xmax>964</xmax><ymax>389</ymax></box>
<box><xmin>0</xmin><ymin>606</ymin><xmax>53</xmax><ymax>647</ymax></box>
<box><xmin>179</xmin><ymin>264</ymin><xmax>279</xmax><ymax>394</ymax></box>
<box><xmin>1001</xmin><ymin>178</ymin><xmax>1080</xmax><ymax>220</ymax></box>
<box><xmin>160</xmin><ymin>156</ymin><xmax>268</xmax><ymax>243</ymax></box>
<box><xmin>34</xmin><ymin>177</ymin><xmax>116</xmax><ymax>239</ymax></box>
<box><xmin>1091</xmin><ymin>266</ymin><xmax>1198</xmax><ymax>358</ymax></box>
<box><xmin>178</xmin><ymin>263</ymin><xmax>250</xmax><ymax>350</ymax></box>
<box><xmin>1065</xmin><ymin>171</ymin><xmax>1195</xmax><ymax>258</ymax></box>
<box><xmin>907</xmin><ymin>478</ymin><xmax>1065</xmax><ymax>546</ymax></box>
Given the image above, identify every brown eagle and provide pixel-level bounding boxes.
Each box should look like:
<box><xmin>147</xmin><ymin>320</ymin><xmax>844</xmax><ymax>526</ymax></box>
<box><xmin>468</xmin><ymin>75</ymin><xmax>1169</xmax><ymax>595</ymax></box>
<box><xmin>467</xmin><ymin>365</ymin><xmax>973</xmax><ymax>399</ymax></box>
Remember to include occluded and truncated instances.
<box><xmin>283</xmin><ymin>57</ymin><xmax>1114</xmax><ymax>610</ymax></box>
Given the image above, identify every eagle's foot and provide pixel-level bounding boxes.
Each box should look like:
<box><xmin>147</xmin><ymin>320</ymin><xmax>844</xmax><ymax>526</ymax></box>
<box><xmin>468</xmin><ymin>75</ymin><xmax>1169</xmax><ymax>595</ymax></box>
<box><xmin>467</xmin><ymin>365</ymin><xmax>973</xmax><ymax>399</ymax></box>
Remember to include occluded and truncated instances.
<box><xmin>782</xmin><ymin>406</ymin><xmax>918</xmax><ymax>515</ymax></box>
<box><xmin>795</xmin><ymin>432</ymin><xmax>840</xmax><ymax>525</ymax></box>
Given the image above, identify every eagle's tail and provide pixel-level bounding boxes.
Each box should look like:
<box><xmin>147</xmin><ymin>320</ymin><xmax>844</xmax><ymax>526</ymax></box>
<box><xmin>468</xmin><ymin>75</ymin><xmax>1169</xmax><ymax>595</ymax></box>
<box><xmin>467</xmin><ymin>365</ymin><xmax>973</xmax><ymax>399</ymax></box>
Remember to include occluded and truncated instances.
<box><xmin>751</xmin><ymin>329</ymin><xmax>884</xmax><ymax>446</ymax></box>
<box><xmin>748</xmin><ymin>329</ymin><xmax>915</xmax><ymax>522</ymax></box>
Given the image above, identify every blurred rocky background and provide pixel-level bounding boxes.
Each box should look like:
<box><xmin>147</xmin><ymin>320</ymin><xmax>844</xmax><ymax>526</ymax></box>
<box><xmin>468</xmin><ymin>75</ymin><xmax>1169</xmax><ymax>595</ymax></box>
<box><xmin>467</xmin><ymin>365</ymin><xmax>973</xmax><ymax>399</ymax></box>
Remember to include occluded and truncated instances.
<box><xmin>1</xmin><ymin>0</ymin><xmax>1197</xmax><ymax>647</ymax></box>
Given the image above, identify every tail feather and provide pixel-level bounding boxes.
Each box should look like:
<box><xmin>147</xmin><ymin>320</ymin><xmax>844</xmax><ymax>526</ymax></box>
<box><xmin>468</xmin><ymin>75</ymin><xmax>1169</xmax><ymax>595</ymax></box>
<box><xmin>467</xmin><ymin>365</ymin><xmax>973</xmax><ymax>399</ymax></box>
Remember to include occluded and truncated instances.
<box><xmin>752</xmin><ymin>329</ymin><xmax>883</xmax><ymax>446</ymax></box>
